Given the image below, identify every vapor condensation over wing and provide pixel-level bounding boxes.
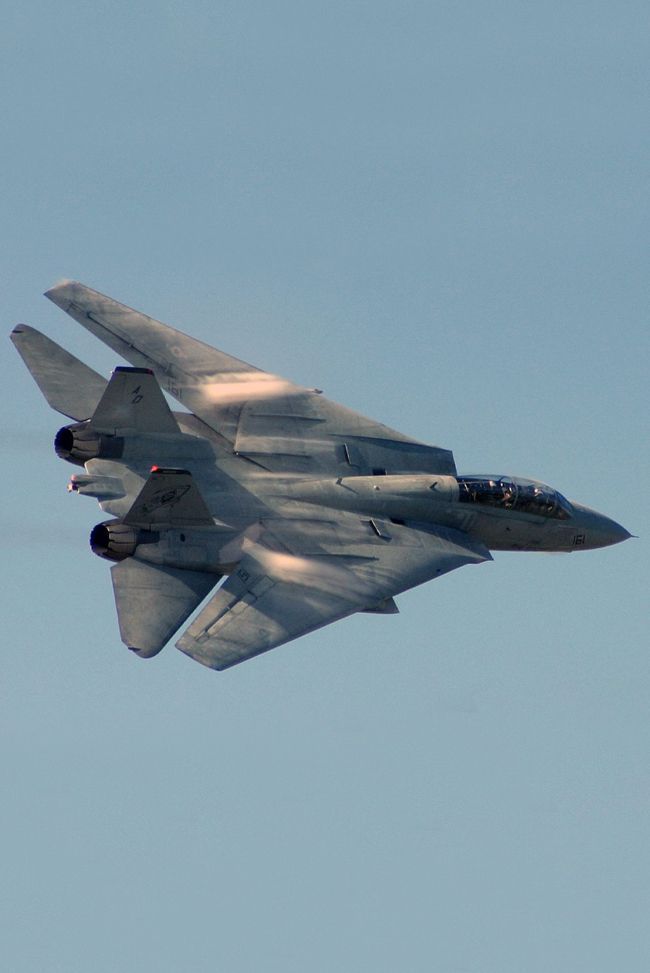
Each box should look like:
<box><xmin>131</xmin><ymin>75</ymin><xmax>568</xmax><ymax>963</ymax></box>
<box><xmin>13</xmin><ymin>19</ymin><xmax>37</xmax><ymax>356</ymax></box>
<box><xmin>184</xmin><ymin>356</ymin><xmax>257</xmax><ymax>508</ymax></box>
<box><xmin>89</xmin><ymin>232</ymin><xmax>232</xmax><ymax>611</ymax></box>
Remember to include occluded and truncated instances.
<box><xmin>199</xmin><ymin>372</ymin><xmax>305</xmax><ymax>403</ymax></box>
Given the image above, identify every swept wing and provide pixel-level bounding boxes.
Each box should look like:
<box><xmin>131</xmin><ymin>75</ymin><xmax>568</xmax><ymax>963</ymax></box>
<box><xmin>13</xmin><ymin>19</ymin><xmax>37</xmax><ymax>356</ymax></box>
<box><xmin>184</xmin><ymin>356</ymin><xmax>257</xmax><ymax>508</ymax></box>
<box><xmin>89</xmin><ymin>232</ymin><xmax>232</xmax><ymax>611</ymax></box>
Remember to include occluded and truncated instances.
<box><xmin>45</xmin><ymin>281</ymin><xmax>456</xmax><ymax>477</ymax></box>
<box><xmin>11</xmin><ymin>281</ymin><xmax>494</xmax><ymax>671</ymax></box>
<box><xmin>177</xmin><ymin>516</ymin><xmax>490</xmax><ymax>669</ymax></box>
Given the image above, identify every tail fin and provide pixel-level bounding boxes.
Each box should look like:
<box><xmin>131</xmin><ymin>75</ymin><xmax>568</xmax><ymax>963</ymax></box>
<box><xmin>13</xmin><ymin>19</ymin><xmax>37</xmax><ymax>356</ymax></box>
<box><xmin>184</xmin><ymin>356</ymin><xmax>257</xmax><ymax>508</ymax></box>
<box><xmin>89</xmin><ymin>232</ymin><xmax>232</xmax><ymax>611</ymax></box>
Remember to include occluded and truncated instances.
<box><xmin>90</xmin><ymin>366</ymin><xmax>180</xmax><ymax>435</ymax></box>
<box><xmin>123</xmin><ymin>467</ymin><xmax>214</xmax><ymax>528</ymax></box>
<box><xmin>10</xmin><ymin>324</ymin><xmax>107</xmax><ymax>420</ymax></box>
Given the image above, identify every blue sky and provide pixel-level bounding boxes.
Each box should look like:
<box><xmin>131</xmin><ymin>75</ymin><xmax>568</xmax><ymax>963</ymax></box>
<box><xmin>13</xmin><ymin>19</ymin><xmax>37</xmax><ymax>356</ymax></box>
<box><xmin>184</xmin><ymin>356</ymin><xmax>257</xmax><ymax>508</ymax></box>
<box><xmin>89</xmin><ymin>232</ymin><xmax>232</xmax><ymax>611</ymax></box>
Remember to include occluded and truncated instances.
<box><xmin>2</xmin><ymin>3</ymin><xmax>648</xmax><ymax>971</ymax></box>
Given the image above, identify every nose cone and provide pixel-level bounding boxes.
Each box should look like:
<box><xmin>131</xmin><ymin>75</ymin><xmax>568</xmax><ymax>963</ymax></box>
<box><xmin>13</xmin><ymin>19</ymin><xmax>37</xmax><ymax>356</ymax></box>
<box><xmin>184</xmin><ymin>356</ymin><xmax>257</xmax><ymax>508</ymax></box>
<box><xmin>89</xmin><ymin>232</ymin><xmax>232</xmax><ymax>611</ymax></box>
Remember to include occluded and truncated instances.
<box><xmin>593</xmin><ymin>516</ymin><xmax>632</xmax><ymax>548</ymax></box>
<box><xmin>570</xmin><ymin>504</ymin><xmax>632</xmax><ymax>550</ymax></box>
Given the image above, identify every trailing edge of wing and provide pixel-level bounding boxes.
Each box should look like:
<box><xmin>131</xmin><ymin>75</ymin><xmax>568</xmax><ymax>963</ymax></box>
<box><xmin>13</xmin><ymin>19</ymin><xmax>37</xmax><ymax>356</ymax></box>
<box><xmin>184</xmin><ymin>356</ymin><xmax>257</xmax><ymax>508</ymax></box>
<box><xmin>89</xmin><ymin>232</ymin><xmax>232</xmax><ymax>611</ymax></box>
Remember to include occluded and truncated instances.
<box><xmin>176</xmin><ymin>520</ymin><xmax>490</xmax><ymax>670</ymax></box>
<box><xmin>10</xmin><ymin>324</ymin><xmax>107</xmax><ymax>420</ymax></box>
<box><xmin>44</xmin><ymin>279</ymin><xmax>303</xmax><ymax>423</ymax></box>
<box><xmin>176</xmin><ymin>551</ymin><xmax>364</xmax><ymax>670</ymax></box>
<box><xmin>111</xmin><ymin>558</ymin><xmax>218</xmax><ymax>658</ymax></box>
<box><xmin>43</xmin><ymin>281</ymin><xmax>456</xmax><ymax>477</ymax></box>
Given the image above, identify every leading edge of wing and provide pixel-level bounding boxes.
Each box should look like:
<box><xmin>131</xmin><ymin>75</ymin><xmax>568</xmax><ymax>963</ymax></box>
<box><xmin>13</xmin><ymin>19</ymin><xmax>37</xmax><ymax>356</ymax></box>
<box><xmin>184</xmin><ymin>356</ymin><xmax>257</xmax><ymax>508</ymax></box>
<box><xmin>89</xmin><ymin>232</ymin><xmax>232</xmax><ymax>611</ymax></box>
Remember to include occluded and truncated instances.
<box><xmin>45</xmin><ymin>281</ymin><xmax>456</xmax><ymax>476</ymax></box>
<box><xmin>176</xmin><ymin>519</ymin><xmax>491</xmax><ymax>670</ymax></box>
<box><xmin>44</xmin><ymin>279</ymin><xmax>306</xmax><ymax>411</ymax></box>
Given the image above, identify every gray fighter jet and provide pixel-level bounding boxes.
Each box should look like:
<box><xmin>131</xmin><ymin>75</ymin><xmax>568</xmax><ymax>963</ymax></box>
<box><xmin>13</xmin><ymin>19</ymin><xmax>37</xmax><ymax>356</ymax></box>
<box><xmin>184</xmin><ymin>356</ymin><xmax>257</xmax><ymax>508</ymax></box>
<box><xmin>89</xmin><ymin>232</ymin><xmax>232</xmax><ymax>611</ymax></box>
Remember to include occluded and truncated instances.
<box><xmin>11</xmin><ymin>282</ymin><xmax>630</xmax><ymax>670</ymax></box>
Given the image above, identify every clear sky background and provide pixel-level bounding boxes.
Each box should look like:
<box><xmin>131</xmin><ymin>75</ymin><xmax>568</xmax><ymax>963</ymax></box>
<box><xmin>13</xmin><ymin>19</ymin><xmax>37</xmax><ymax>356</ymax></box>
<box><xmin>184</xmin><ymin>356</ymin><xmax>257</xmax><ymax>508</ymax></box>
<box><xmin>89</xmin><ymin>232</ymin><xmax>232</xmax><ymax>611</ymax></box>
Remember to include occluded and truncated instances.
<box><xmin>2</xmin><ymin>2</ymin><xmax>648</xmax><ymax>971</ymax></box>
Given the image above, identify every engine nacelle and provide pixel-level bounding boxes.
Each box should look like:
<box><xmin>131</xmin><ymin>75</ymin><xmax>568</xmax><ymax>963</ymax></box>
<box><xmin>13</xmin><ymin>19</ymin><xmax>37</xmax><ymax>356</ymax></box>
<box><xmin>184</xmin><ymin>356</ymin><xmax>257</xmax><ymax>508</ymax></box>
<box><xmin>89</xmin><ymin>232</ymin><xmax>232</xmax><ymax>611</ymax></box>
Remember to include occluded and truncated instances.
<box><xmin>55</xmin><ymin>421</ymin><xmax>124</xmax><ymax>467</ymax></box>
<box><xmin>90</xmin><ymin>521</ymin><xmax>140</xmax><ymax>562</ymax></box>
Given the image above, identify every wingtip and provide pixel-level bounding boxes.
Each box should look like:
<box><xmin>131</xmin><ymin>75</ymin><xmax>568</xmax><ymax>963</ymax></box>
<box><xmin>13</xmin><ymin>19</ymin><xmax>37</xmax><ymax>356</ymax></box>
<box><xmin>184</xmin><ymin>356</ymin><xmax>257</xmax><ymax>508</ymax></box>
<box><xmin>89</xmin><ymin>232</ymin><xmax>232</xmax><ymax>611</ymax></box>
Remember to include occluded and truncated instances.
<box><xmin>44</xmin><ymin>278</ymin><xmax>78</xmax><ymax>309</ymax></box>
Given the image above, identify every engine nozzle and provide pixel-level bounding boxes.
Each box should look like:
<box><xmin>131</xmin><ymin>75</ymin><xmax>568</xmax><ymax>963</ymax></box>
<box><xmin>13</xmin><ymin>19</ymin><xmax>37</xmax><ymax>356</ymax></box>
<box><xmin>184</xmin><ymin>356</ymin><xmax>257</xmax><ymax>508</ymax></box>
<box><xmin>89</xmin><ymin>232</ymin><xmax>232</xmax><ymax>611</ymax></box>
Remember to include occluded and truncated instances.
<box><xmin>90</xmin><ymin>521</ymin><xmax>139</xmax><ymax>561</ymax></box>
<box><xmin>55</xmin><ymin>421</ymin><xmax>124</xmax><ymax>467</ymax></box>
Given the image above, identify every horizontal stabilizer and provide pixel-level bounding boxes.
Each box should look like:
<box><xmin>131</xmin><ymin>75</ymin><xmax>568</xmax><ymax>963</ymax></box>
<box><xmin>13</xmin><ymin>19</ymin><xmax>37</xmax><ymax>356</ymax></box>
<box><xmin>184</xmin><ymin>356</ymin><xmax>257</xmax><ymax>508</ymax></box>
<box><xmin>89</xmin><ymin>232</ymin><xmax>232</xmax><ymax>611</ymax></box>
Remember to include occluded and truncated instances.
<box><xmin>10</xmin><ymin>324</ymin><xmax>107</xmax><ymax>420</ymax></box>
<box><xmin>123</xmin><ymin>468</ymin><xmax>214</xmax><ymax>528</ymax></box>
<box><xmin>91</xmin><ymin>366</ymin><xmax>181</xmax><ymax>435</ymax></box>
<box><xmin>111</xmin><ymin>558</ymin><xmax>217</xmax><ymax>658</ymax></box>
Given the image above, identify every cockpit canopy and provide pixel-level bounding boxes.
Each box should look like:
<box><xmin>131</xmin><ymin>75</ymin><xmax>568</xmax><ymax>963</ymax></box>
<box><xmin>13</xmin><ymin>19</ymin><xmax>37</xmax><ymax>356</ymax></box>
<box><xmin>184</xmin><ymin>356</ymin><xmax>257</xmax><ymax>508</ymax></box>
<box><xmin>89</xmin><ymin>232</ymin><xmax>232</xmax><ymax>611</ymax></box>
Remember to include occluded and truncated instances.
<box><xmin>457</xmin><ymin>476</ymin><xmax>573</xmax><ymax>520</ymax></box>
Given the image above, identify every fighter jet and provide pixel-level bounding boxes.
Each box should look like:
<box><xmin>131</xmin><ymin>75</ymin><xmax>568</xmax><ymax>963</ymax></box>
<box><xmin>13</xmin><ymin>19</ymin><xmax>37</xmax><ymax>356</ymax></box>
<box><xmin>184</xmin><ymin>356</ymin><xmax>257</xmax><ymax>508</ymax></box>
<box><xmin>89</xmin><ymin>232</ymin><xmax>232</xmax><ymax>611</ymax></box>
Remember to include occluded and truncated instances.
<box><xmin>11</xmin><ymin>281</ymin><xmax>630</xmax><ymax>670</ymax></box>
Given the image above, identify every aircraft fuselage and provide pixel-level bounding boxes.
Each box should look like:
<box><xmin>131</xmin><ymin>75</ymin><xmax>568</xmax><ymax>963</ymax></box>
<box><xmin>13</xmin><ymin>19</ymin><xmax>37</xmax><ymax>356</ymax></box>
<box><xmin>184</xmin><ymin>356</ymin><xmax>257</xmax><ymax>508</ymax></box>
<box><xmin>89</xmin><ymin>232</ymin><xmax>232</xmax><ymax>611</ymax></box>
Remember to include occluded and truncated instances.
<box><xmin>267</xmin><ymin>473</ymin><xmax>629</xmax><ymax>553</ymax></box>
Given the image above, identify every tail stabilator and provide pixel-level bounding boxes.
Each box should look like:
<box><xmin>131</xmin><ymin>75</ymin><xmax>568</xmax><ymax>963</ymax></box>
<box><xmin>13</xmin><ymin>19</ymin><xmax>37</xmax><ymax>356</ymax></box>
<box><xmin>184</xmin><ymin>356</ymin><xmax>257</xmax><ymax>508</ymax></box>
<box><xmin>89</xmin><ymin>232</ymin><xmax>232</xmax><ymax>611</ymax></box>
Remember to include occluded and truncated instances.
<box><xmin>94</xmin><ymin>468</ymin><xmax>222</xmax><ymax>657</ymax></box>
<box><xmin>10</xmin><ymin>324</ymin><xmax>107</xmax><ymax>421</ymax></box>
